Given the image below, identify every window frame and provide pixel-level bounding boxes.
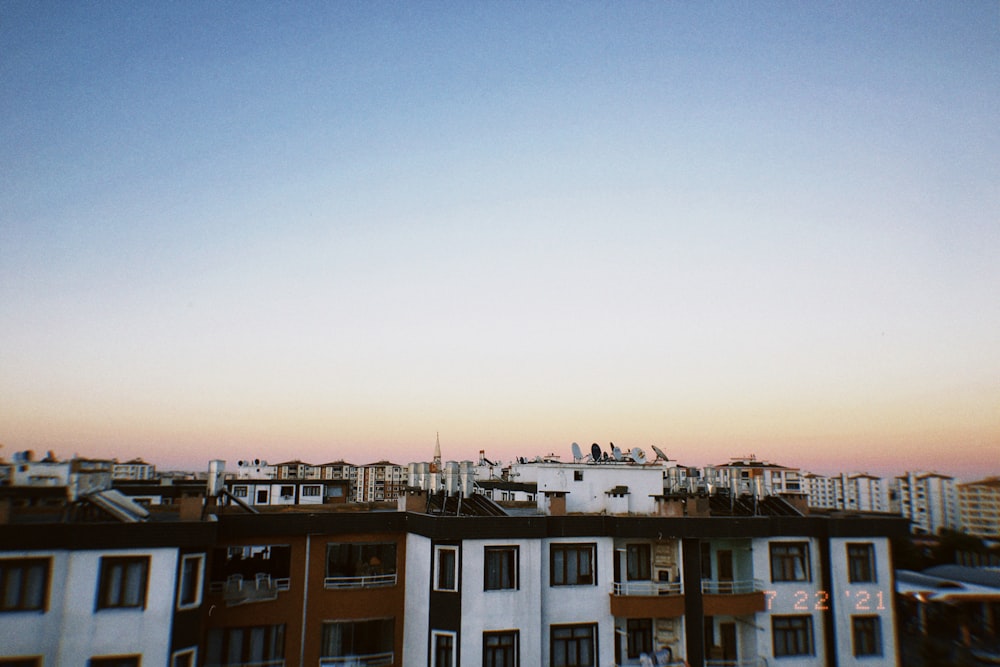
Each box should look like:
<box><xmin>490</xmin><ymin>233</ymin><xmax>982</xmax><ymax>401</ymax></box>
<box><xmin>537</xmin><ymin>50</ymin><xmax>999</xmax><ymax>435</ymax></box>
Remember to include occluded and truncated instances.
<box><xmin>483</xmin><ymin>630</ymin><xmax>519</xmax><ymax>667</ymax></box>
<box><xmin>625</xmin><ymin>544</ymin><xmax>651</xmax><ymax>581</ymax></box>
<box><xmin>170</xmin><ymin>648</ymin><xmax>196</xmax><ymax>667</ymax></box>
<box><xmin>484</xmin><ymin>546</ymin><xmax>519</xmax><ymax>591</ymax></box>
<box><xmin>852</xmin><ymin>615</ymin><xmax>882</xmax><ymax>657</ymax></box>
<box><xmin>626</xmin><ymin>618</ymin><xmax>653</xmax><ymax>660</ymax></box>
<box><xmin>176</xmin><ymin>553</ymin><xmax>204</xmax><ymax>610</ymax></box>
<box><xmin>769</xmin><ymin>542</ymin><xmax>811</xmax><ymax>583</ymax></box>
<box><xmin>550</xmin><ymin>623</ymin><xmax>597</xmax><ymax>667</ymax></box>
<box><xmin>431</xmin><ymin>630</ymin><xmax>457</xmax><ymax>667</ymax></box>
<box><xmin>434</xmin><ymin>545</ymin><xmax>459</xmax><ymax>592</ymax></box>
<box><xmin>550</xmin><ymin>543</ymin><xmax>597</xmax><ymax>587</ymax></box>
<box><xmin>321</xmin><ymin>618</ymin><xmax>394</xmax><ymax>660</ymax></box>
<box><xmin>772</xmin><ymin>615</ymin><xmax>814</xmax><ymax>657</ymax></box>
<box><xmin>0</xmin><ymin>557</ymin><xmax>50</xmax><ymax>612</ymax></box>
<box><xmin>847</xmin><ymin>543</ymin><xmax>877</xmax><ymax>584</ymax></box>
<box><xmin>96</xmin><ymin>556</ymin><xmax>150</xmax><ymax>611</ymax></box>
<box><xmin>88</xmin><ymin>657</ymin><xmax>141</xmax><ymax>667</ymax></box>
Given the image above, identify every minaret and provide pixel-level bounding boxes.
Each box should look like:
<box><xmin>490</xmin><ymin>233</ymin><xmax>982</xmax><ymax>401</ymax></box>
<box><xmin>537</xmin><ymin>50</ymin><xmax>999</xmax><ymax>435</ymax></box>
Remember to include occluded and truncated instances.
<box><xmin>432</xmin><ymin>432</ymin><xmax>442</xmax><ymax>473</ymax></box>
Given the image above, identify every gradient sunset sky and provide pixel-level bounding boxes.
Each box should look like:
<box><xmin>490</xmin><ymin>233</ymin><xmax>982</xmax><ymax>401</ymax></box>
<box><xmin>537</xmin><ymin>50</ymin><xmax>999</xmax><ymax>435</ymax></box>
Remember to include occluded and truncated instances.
<box><xmin>2</xmin><ymin>2</ymin><xmax>998</xmax><ymax>479</ymax></box>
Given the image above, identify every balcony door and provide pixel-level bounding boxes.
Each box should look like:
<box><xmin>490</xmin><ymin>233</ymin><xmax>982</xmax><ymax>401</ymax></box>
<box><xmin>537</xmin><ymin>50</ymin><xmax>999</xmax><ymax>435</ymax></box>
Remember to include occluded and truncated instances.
<box><xmin>717</xmin><ymin>550</ymin><xmax>733</xmax><ymax>593</ymax></box>
<box><xmin>720</xmin><ymin>622</ymin><xmax>737</xmax><ymax>661</ymax></box>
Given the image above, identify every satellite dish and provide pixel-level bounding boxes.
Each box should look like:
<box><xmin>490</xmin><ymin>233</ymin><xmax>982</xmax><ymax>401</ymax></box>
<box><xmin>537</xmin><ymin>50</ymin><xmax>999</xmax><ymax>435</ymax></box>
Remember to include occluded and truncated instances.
<box><xmin>651</xmin><ymin>445</ymin><xmax>669</xmax><ymax>462</ymax></box>
<box><xmin>571</xmin><ymin>442</ymin><xmax>583</xmax><ymax>462</ymax></box>
<box><xmin>254</xmin><ymin>459</ymin><xmax>261</xmax><ymax>465</ymax></box>
<box><xmin>590</xmin><ymin>443</ymin><xmax>601</xmax><ymax>462</ymax></box>
<box><xmin>612</xmin><ymin>445</ymin><xmax>623</xmax><ymax>462</ymax></box>
<box><xmin>632</xmin><ymin>447</ymin><xmax>646</xmax><ymax>464</ymax></box>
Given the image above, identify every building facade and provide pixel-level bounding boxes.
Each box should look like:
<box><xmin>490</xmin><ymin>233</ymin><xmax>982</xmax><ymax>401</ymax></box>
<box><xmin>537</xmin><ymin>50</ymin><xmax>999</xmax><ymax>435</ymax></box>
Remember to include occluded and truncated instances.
<box><xmin>958</xmin><ymin>477</ymin><xmax>1000</xmax><ymax>538</ymax></box>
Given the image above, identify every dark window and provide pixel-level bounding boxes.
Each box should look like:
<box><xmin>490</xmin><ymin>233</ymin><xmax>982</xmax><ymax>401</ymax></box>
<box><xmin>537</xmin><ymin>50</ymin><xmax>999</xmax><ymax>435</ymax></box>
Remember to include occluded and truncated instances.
<box><xmin>626</xmin><ymin>619</ymin><xmax>653</xmax><ymax>659</ymax></box>
<box><xmin>205</xmin><ymin>624</ymin><xmax>285</xmax><ymax>665</ymax></box>
<box><xmin>626</xmin><ymin>544</ymin><xmax>651</xmax><ymax>581</ymax></box>
<box><xmin>0</xmin><ymin>558</ymin><xmax>49</xmax><ymax>612</ymax></box>
<box><xmin>326</xmin><ymin>543</ymin><xmax>397</xmax><ymax>583</ymax></box>
<box><xmin>485</xmin><ymin>547</ymin><xmax>518</xmax><ymax>591</ymax></box>
<box><xmin>770</xmin><ymin>543</ymin><xmax>810</xmax><ymax>582</ymax></box>
<box><xmin>177</xmin><ymin>554</ymin><xmax>203</xmax><ymax>608</ymax></box>
<box><xmin>551</xmin><ymin>624</ymin><xmax>596</xmax><ymax>667</ymax></box>
<box><xmin>435</xmin><ymin>546</ymin><xmax>458</xmax><ymax>591</ymax></box>
<box><xmin>256</xmin><ymin>489</ymin><xmax>268</xmax><ymax>504</ymax></box>
<box><xmin>433</xmin><ymin>631</ymin><xmax>455</xmax><ymax>667</ymax></box>
<box><xmin>321</xmin><ymin>618</ymin><xmax>394</xmax><ymax>660</ymax></box>
<box><xmin>232</xmin><ymin>486</ymin><xmax>248</xmax><ymax>498</ymax></box>
<box><xmin>171</xmin><ymin>650</ymin><xmax>195</xmax><ymax>667</ymax></box>
<box><xmin>96</xmin><ymin>557</ymin><xmax>149</xmax><ymax>610</ymax></box>
<box><xmin>551</xmin><ymin>544</ymin><xmax>596</xmax><ymax>586</ymax></box>
<box><xmin>88</xmin><ymin>658</ymin><xmax>139</xmax><ymax>667</ymax></box>
<box><xmin>847</xmin><ymin>543</ymin><xmax>876</xmax><ymax>583</ymax></box>
<box><xmin>484</xmin><ymin>630</ymin><xmax>519</xmax><ymax>667</ymax></box>
<box><xmin>772</xmin><ymin>615</ymin><xmax>814</xmax><ymax>657</ymax></box>
<box><xmin>574</xmin><ymin>471</ymin><xmax>584</xmax><ymax>481</ymax></box>
<box><xmin>0</xmin><ymin>659</ymin><xmax>42</xmax><ymax>667</ymax></box>
<box><xmin>280</xmin><ymin>486</ymin><xmax>293</xmax><ymax>497</ymax></box>
<box><xmin>852</xmin><ymin>616</ymin><xmax>882</xmax><ymax>656</ymax></box>
<box><xmin>302</xmin><ymin>485</ymin><xmax>321</xmax><ymax>496</ymax></box>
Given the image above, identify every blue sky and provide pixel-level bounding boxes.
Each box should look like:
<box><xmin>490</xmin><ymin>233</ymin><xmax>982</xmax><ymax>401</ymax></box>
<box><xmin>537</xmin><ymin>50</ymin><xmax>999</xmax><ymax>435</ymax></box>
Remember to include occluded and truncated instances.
<box><xmin>2</xmin><ymin>1</ymin><xmax>998</xmax><ymax>477</ymax></box>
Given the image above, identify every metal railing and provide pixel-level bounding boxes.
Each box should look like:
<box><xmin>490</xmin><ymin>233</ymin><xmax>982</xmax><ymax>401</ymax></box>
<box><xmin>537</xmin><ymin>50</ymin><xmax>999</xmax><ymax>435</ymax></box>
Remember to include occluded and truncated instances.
<box><xmin>323</xmin><ymin>573</ymin><xmax>397</xmax><ymax>589</ymax></box>
<box><xmin>318</xmin><ymin>652</ymin><xmax>394</xmax><ymax>667</ymax></box>
<box><xmin>701</xmin><ymin>579</ymin><xmax>764</xmax><ymax>595</ymax></box>
<box><xmin>616</xmin><ymin>660</ymin><xmax>688</xmax><ymax>667</ymax></box>
<box><xmin>611</xmin><ymin>580</ymin><xmax>683</xmax><ymax>596</ymax></box>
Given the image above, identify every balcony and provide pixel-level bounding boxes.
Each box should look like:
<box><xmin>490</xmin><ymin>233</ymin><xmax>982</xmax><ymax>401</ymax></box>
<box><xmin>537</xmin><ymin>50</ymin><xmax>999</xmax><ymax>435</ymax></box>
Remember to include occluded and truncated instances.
<box><xmin>212</xmin><ymin>574</ymin><xmax>290</xmax><ymax>606</ymax></box>
<box><xmin>610</xmin><ymin>581</ymin><xmax>685</xmax><ymax>618</ymax></box>
<box><xmin>701</xmin><ymin>579</ymin><xmax>766</xmax><ymax>616</ymax></box>
<box><xmin>616</xmin><ymin>660</ymin><xmax>687</xmax><ymax>667</ymax></box>
<box><xmin>324</xmin><ymin>573</ymin><xmax>397</xmax><ymax>589</ymax></box>
<box><xmin>319</xmin><ymin>652</ymin><xmax>393</xmax><ymax>666</ymax></box>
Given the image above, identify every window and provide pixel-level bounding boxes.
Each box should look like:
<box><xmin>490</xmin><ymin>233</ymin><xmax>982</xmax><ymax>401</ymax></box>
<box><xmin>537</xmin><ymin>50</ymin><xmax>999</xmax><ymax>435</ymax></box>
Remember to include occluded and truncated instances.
<box><xmin>847</xmin><ymin>543</ymin><xmax>876</xmax><ymax>583</ymax></box>
<box><xmin>280</xmin><ymin>485</ymin><xmax>294</xmax><ymax>497</ymax></box>
<box><xmin>772</xmin><ymin>615</ymin><xmax>814</xmax><ymax>657</ymax></box>
<box><xmin>302</xmin><ymin>485</ymin><xmax>321</xmax><ymax>496</ymax></box>
<box><xmin>574</xmin><ymin>470</ymin><xmax>584</xmax><ymax>481</ymax></box>
<box><xmin>770</xmin><ymin>542</ymin><xmax>810</xmax><ymax>582</ymax></box>
<box><xmin>177</xmin><ymin>554</ymin><xmax>204</xmax><ymax>609</ymax></box>
<box><xmin>0</xmin><ymin>659</ymin><xmax>42</xmax><ymax>667</ymax></box>
<box><xmin>326</xmin><ymin>542</ymin><xmax>397</xmax><ymax>586</ymax></box>
<box><xmin>96</xmin><ymin>557</ymin><xmax>149</xmax><ymax>610</ymax></box>
<box><xmin>551</xmin><ymin>543</ymin><xmax>596</xmax><ymax>586</ymax></box>
<box><xmin>210</xmin><ymin>545</ymin><xmax>291</xmax><ymax>584</ymax></box>
<box><xmin>88</xmin><ymin>658</ymin><xmax>139</xmax><ymax>667</ymax></box>
<box><xmin>232</xmin><ymin>486</ymin><xmax>248</xmax><ymax>498</ymax></box>
<box><xmin>852</xmin><ymin>616</ymin><xmax>882</xmax><ymax>657</ymax></box>
<box><xmin>484</xmin><ymin>630</ymin><xmax>519</xmax><ymax>667</ymax></box>
<box><xmin>551</xmin><ymin>624</ymin><xmax>596</xmax><ymax>667</ymax></box>
<box><xmin>171</xmin><ymin>648</ymin><xmax>196</xmax><ymax>667</ymax></box>
<box><xmin>0</xmin><ymin>558</ymin><xmax>49</xmax><ymax>612</ymax></box>
<box><xmin>434</xmin><ymin>546</ymin><xmax>459</xmax><ymax>592</ymax></box>
<box><xmin>626</xmin><ymin>544</ymin><xmax>651</xmax><ymax>581</ymax></box>
<box><xmin>485</xmin><ymin>547</ymin><xmax>518</xmax><ymax>591</ymax></box>
<box><xmin>626</xmin><ymin>618</ymin><xmax>653</xmax><ymax>660</ymax></box>
<box><xmin>256</xmin><ymin>489</ymin><xmax>268</xmax><ymax>504</ymax></box>
<box><xmin>321</xmin><ymin>618</ymin><xmax>394</xmax><ymax>662</ymax></box>
<box><xmin>205</xmin><ymin>624</ymin><xmax>285</xmax><ymax>666</ymax></box>
<box><xmin>432</xmin><ymin>631</ymin><xmax>456</xmax><ymax>667</ymax></box>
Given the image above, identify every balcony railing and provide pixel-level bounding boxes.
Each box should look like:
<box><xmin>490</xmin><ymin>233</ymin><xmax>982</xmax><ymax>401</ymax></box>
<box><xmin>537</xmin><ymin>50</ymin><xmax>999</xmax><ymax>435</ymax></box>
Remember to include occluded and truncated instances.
<box><xmin>206</xmin><ymin>661</ymin><xmax>284</xmax><ymax>667</ymax></box>
<box><xmin>319</xmin><ymin>652</ymin><xmax>394</xmax><ymax>667</ymax></box>
<box><xmin>324</xmin><ymin>573</ymin><xmax>397</xmax><ymax>589</ymax></box>
<box><xmin>701</xmin><ymin>579</ymin><xmax>763</xmax><ymax>595</ymax></box>
<box><xmin>616</xmin><ymin>660</ymin><xmax>687</xmax><ymax>667</ymax></box>
<box><xmin>704</xmin><ymin>659</ymin><xmax>764</xmax><ymax>667</ymax></box>
<box><xmin>612</xmin><ymin>580</ymin><xmax>683</xmax><ymax>596</ymax></box>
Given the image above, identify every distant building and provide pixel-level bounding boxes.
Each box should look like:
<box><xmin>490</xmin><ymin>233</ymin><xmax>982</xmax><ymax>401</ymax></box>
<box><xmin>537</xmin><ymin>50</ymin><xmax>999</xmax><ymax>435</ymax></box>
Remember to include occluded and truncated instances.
<box><xmin>805</xmin><ymin>472</ymin><xmax>890</xmax><ymax>513</ymax></box>
<box><xmin>234</xmin><ymin>458</ymin><xmax>277</xmax><ymax>479</ymax></box>
<box><xmin>705</xmin><ymin>456</ymin><xmax>804</xmax><ymax>498</ymax></box>
<box><xmin>958</xmin><ymin>477</ymin><xmax>1000</xmax><ymax>538</ymax></box>
<box><xmin>112</xmin><ymin>458</ymin><xmax>155</xmax><ymax>481</ymax></box>
<box><xmin>274</xmin><ymin>460</ymin><xmax>322</xmax><ymax>480</ymax></box>
<box><xmin>353</xmin><ymin>461</ymin><xmax>407</xmax><ymax>502</ymax></box>
<box><xmin>893</xmin><ymin>472</ymin><xmax>960</xmax><ymax>535</ymax></box>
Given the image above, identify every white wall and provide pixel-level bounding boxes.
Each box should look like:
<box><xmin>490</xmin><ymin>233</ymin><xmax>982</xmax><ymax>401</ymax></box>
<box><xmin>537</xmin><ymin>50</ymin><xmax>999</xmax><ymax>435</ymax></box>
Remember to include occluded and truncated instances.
<box><xmin>403</xmin><ymin>533</ymin><xmax>432</xmax><ymax>665</ymax></box>
<box><xmin>535</xmin><ymin>464</ymin><xmax>661</xmax><ymax>515</ymax></box>
<box><xmin>828</xmin><ymin>537</ymin><xmax>897</xmax><ymax>667</ymax></box>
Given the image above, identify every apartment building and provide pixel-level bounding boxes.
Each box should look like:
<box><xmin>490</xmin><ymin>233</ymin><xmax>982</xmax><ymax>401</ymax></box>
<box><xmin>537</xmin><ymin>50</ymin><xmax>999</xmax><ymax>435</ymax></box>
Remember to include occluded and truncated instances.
<box><xmin>704</xmin><ymin>457</ymin><xmax>804</xmax><ymax>497</ymax></box>
<box><xmin>353</xmin><ymin>461</ymin><xmax>407</xmax><ymax>503</ymax></box>
<box><xmin>892</xmin><ymin>472</ymin><xmax>960</xmax><ymax>535</ymax></box>
<box><xmin>111</xmin><ymin>458</ymin><xmax>156</xmax><ymax>481</ymax></box>
<box><xmin>805</xmin><ymin>473</ymin><xmax>890</xmax><ymax>513</ymax></box>
<box><xmin>958</xmin><ymin>477</ymin><xmax>1000</xmax><ymax>538</ymax></box>
<box><xmin>2</xmin><ymin>459</ymin><xmax>907</xmax><ymax>667</ymax></box>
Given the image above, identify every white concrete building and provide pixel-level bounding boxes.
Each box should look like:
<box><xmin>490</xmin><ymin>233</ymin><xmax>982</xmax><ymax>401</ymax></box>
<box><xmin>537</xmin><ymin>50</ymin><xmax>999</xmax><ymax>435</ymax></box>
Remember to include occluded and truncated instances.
<box><xmin>805</xmin><ymin>472</ymin><xmax>890</xmax><ymax>513</ymax></box>
<box><xmin>111</xmin><ymin>458</ymin><xmax>156</xmax><ymax>481</ymax></box>
<box><xmin>893</xmin><ymin>472</ymin><xmax>960</xmax><ymax>535</ymax></box>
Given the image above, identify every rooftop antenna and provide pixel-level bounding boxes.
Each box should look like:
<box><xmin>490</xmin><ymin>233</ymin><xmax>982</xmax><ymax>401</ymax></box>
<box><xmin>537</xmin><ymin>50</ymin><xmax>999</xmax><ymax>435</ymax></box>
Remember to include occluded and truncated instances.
<box><xmin>651</xmin><ymin>445</ymin><xmax>670</xmax><ymax>463</ymax></box>
<box><xmin>590</xmin><ymin>443</ymin><xmax>601</xmax><ymax>463</ymax></box>
<box><xmin>571</xmin><ymin>442</ymin><xmax>583</xmax><ymax>463</ymax></box>
<box><xmin>611</xmin><ymin>444</ymin><xmax>623</xmax><ymax>462</ymax></box>
<box><xmin>631</xmin><ymin>447</ymin><xmax>646</xmax><ymax>464</ymax></box>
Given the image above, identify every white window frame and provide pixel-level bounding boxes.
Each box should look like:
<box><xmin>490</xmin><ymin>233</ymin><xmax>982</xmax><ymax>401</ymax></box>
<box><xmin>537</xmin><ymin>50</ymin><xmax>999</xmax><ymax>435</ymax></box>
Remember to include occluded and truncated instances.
<box><xmin>433</xmin><ymin>545</ymin><xmax>459</xmax><ymax>592</ymax></box>
<box><xmin>177</xmin><ymin>553</ymin><xmax>205</xmax><ymax>610</ymax></box>
<box><xmin>171</xmin><ymin>647</ymin><xmax>197</xmax><ymax>667</ymax></box>
<box><xmin>431</xmin><ymin>629</ymin><xmax>457</xmax><ymax>667</ymax></box>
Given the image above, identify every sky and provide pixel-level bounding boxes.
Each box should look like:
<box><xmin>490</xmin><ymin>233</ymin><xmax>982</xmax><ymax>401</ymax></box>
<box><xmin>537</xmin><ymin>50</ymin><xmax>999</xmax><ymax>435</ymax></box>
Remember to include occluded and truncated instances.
<box><xmin>1</xmin><ymin>1</ymin><xmax>998</xmax><ymax>480</ymax></box>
